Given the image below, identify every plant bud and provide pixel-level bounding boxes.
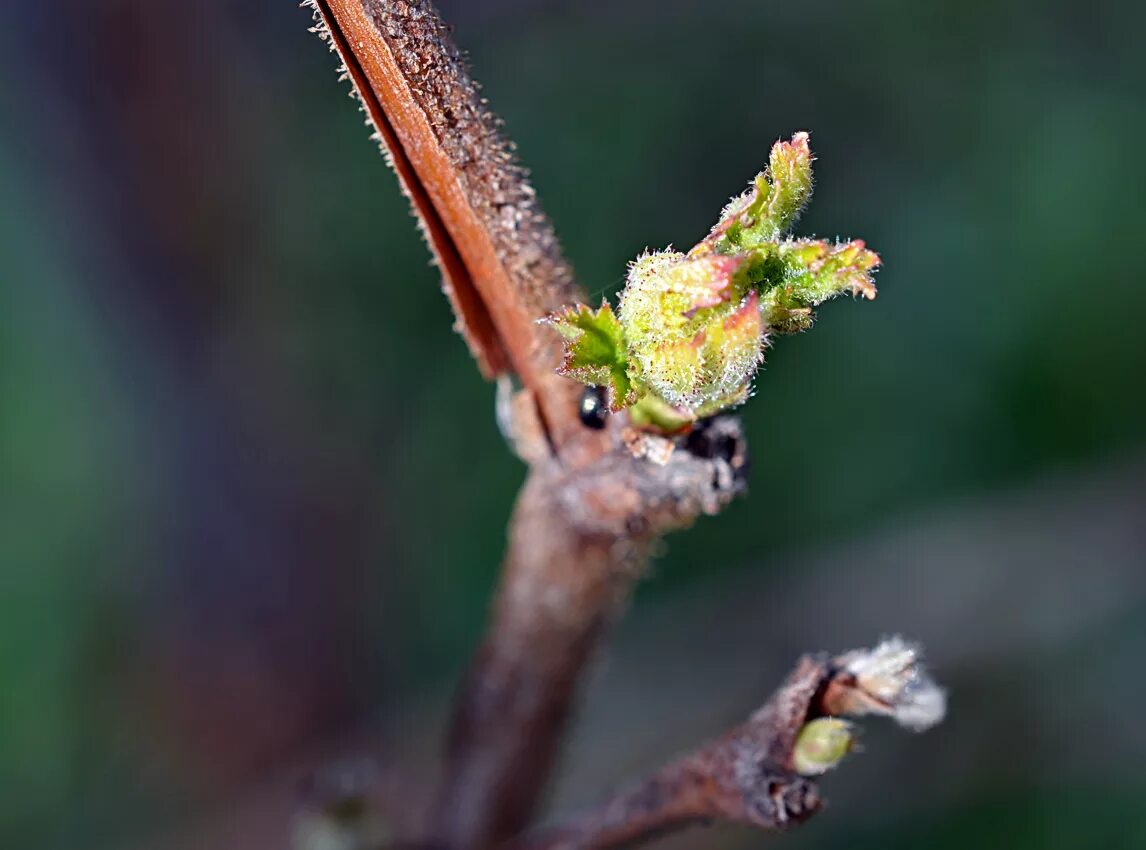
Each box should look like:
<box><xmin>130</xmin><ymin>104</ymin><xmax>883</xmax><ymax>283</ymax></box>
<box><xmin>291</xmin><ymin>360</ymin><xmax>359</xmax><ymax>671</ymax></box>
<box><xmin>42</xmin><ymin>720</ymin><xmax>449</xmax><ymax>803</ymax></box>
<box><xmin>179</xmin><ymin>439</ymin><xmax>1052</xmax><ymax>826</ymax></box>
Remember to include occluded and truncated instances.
<box><xmin>544</xmin><ymin>131</ymin><xmax>880</xmax><ymax>432</ymax></box>
<box><xmin>836</xmin><ymin>637</ymin><xmax>947</xmax><ymax>731</ymax></box>
<box><xmin>792</xmin><ymin>717</ymin><xmax>856</xmax><ymax>776</ymax></box>
<box><xmin>619</xmin><ymin>252</ymin><xmax>765</xmax><ymax>414</ymax></box>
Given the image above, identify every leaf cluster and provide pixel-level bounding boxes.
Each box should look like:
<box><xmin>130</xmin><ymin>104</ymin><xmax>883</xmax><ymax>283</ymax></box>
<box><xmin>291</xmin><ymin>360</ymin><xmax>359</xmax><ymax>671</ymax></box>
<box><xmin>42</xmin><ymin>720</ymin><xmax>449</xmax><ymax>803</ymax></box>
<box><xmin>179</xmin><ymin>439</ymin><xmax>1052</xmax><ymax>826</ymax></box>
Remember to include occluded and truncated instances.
<box><xmin>545</xmin><ymin>133</ymin><xmax>879</xmax><ymax>431</ymax></box>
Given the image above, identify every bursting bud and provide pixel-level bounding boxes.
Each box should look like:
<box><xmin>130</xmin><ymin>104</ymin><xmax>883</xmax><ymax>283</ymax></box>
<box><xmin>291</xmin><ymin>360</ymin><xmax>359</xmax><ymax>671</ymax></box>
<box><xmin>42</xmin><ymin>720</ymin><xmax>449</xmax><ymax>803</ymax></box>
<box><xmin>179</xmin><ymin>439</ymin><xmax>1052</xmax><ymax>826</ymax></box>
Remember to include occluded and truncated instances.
<box><xmin>792</xmin><ymin>717</ymin><xmax>856</xmax><ymax>776</ymax></box>
<box><xmin>833</xmin><ymin>637</ymin><xmax>947</xmax><ymax>732</ymax></box>
<box><xmin>544</xmin><ymin>132</ymin><xmax>880</xmax><ymax>435</ymax></box>
<box><xmin>619</xmin><ymin>252</ymin><xmax>765</xmax><ymax>416</ymax></box>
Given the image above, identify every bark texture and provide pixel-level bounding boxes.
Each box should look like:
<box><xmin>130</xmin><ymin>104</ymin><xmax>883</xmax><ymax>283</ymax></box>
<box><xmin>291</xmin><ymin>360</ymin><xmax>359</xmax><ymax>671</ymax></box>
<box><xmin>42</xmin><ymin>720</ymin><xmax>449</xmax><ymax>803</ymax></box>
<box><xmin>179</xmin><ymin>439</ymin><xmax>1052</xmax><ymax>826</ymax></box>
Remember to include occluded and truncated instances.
<box><xmin>433</xmin><ymin>417</ymin><xmax>750</xmax><ymax>848</ymax></box>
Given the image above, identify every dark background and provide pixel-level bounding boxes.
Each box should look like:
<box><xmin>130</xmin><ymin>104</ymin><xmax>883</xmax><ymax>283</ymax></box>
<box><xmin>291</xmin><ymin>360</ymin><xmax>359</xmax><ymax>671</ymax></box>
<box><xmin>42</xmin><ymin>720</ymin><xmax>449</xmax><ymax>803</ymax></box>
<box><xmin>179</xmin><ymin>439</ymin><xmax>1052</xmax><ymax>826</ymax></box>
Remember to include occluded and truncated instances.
<box><xmin>2</xmin><ymin>1</ymin><xmax>1145</xmax><ymax>848</ymax></box>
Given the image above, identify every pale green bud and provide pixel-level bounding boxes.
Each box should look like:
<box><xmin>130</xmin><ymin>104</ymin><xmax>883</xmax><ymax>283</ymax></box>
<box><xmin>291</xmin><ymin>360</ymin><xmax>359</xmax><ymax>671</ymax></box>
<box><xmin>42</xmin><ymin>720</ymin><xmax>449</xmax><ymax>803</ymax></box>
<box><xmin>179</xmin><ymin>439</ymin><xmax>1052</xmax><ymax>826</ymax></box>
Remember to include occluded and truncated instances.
<box><xmin>618</xmin><ymin>251</ymin><xmax>765</xmax><ymax>414</ymax></box>
<box><xmin>792</xmin><ymin>717</ymin><xmax>856</xmax><ymax>776</ymax></box>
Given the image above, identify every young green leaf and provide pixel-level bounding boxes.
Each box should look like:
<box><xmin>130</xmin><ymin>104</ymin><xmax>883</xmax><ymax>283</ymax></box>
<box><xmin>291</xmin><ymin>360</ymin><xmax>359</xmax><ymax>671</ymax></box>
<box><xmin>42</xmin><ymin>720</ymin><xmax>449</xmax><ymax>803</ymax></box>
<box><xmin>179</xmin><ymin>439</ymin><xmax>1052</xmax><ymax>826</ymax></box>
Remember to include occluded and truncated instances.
<box><xmin>779</xmin><ymin>238</ymin><xmax>880</xmax><ymax>304</ymax></box>
<box><xmin>708</xmin><ymin>132</ymin><xmax>815</xmax><ymax>249</ymax></box>
<box><xmin>762</xmin><ymin>130</ymin><xmax>815</xmax><ymax>236</ymax></box>
<box><xmin>543</xmin><ymin>302</ymin><xmax>635</xmax><ymax>410</ymax></box>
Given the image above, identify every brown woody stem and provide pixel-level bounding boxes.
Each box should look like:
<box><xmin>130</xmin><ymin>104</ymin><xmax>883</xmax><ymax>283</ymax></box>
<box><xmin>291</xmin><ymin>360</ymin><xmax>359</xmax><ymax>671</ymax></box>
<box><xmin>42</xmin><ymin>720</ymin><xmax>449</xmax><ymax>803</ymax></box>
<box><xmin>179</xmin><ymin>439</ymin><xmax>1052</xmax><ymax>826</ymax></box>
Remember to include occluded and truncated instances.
<box><xmin>432</xmin><ymin>418</ymin><xmax>750</xmax><ymax>849</ymax></box>
<box><xmin>431</xmin><ymin>469</ymin><xmax>647</xmax><ymax>849</ymax></box>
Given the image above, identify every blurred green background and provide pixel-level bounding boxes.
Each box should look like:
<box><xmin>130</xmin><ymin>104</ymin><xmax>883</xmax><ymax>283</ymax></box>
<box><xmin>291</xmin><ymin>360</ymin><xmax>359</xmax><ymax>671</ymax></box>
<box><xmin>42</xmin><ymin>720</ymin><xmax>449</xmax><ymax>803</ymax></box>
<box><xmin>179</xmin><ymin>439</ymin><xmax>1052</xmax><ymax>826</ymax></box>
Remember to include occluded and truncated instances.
<box><xmin>2</xmin><ymin>1</ymin><xmax>1145</xmax><ymax>848</ymax></box>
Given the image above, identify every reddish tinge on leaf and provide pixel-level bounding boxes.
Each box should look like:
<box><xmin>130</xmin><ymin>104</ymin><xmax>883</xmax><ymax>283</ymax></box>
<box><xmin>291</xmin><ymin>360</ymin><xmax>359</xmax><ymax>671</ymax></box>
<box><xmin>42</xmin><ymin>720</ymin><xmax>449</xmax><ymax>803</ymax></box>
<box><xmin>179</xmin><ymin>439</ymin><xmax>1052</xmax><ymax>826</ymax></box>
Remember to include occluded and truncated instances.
<box><xmin>675</xmin><ymin>254</ymin><xmax>747</xmax><ymax>316</ymax></box>
<box><xmin>763</xmin><ymin>130</ymin><xmax>814</xmax><ymax>234</ymax></box>
<box><xmin>782</xmin><ymin>238</ymin><xmax>881</xmax><ymax>303</ymax></box>
<box><xmin>721</xmin><ymin>289</ymin><xmax>764</xmax><ymax>339</ymax></box>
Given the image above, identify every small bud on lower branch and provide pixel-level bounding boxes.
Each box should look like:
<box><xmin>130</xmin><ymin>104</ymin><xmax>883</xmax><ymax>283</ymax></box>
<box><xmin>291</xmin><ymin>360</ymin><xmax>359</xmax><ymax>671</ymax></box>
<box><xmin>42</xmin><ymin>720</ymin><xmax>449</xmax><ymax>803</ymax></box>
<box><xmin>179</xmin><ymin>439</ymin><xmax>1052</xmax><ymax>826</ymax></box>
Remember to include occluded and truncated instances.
<box><xmin>792</xmin><ymin>718</ymin><xmax>856</xmax><ymax>776</ymax></box>
<box><xmin>308</xmin><ymin>9</ymin><xmax>911</xmax><ymax>850</ymax></box>
<box><xmin>824</xmin><ymin>636</ymin><xmax>948</xmax><ymax>731</ymax></box>
<box><xmin>516</xmin><ymin>640</ymin><xmax>944</xmax><ymax>850</ymax></box>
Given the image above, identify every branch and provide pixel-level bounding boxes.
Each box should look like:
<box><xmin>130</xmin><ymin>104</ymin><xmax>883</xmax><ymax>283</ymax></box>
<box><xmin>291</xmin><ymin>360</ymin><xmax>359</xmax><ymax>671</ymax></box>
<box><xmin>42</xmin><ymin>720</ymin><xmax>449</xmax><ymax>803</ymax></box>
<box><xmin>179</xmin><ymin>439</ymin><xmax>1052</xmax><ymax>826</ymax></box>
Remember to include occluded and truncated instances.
<box><xmin>433</xmin><ymin>417</ymin><xmax>749</xmax><ymax>846</ymax></box>
<box><xmin>307</xmin><ymin>0</ymin><xmax>585</xmax><ymax>450</ymax></box>
<box><xmin>514</xmin><ymin>640</ymin><xmax>946</xmax><ymax>850</ymax></box>
<box><xmin>305</xmin><ymin>4</ymin><xmax>761</xmax><ymax>848</ymax></box>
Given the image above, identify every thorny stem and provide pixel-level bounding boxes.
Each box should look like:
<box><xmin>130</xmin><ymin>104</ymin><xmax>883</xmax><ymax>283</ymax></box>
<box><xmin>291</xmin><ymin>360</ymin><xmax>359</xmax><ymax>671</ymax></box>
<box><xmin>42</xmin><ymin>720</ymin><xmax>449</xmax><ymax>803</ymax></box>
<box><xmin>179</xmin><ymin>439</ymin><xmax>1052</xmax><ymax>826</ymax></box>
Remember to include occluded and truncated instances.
<box><xmin>308</xmin><ymin>0</ymin><xmax>585</xmax><ymax>448</ymax></box>
<box><xmin>307</xmin><ymin>2</ymin><xmax>753</xmax><ymax>847</ymax></box>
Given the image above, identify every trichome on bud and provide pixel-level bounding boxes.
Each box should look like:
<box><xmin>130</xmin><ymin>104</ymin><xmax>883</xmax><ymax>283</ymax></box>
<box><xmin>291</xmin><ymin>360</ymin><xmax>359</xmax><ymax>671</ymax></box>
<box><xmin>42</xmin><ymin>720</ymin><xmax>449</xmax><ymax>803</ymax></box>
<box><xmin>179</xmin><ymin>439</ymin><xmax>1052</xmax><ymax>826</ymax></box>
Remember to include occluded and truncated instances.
<box><xmin>543</xmin><ymin>132</ymin><xmax>880</xmax><ymax>433</ymax></box>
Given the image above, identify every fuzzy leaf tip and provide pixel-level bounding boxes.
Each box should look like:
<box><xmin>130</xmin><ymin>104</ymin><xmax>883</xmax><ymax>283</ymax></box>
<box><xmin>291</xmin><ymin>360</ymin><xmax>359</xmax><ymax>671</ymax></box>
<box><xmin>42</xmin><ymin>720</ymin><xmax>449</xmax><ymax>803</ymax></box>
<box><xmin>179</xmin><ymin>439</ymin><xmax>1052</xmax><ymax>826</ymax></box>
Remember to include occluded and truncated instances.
<box><xmin>762</xmin><ymin>130</ymin><xmax>814</xmax><ymax>235</ymax></box>
<box><xmin>709</xmin><ymin>132</ymin><xmax>815</xmax><ymax>249</ymax></box>
<box><xmin>782</xmin><ymin>238</ymin><xmax>880</xmax><ymax>304</ymax></box>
